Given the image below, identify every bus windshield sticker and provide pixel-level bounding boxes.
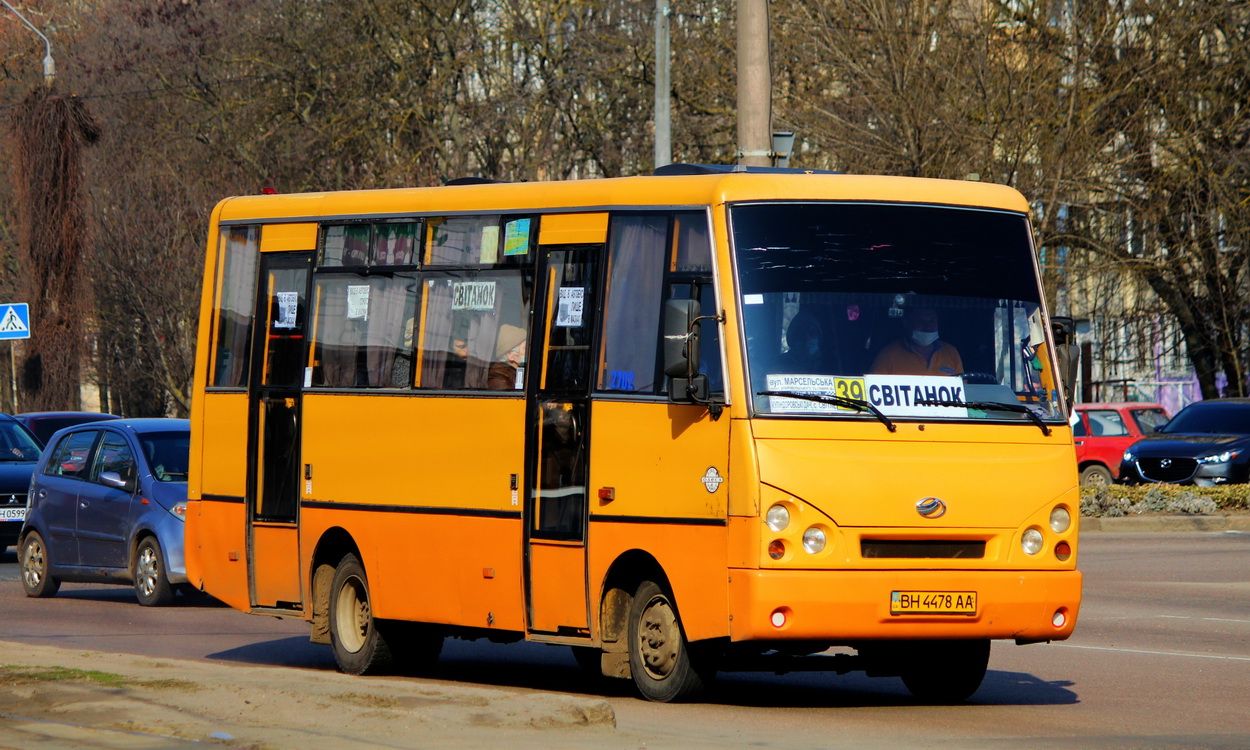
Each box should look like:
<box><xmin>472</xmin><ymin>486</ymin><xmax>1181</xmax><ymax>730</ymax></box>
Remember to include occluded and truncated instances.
<box><xmin>274</xmin><ymin>291</ymin><xmax>298</xmax><ymax>329</ymax></box>
<box><xmin>479</xmin><ymin>225</ymin><xmax>500</xmax><ymax>264</ymax></box>
<box><xmin>556</xmin><ymin>287</ymin><xmax>585</xmax><ymax>327</ymax></box>
<box><xmin>346</xmin><ymin>285</ymin><xmax>370</xmax><ymax>320</ymax></box>
<box><xmin>504</xmin><ymin>218</ymin><xmax>531</xmax><ymax>256</ymax></box>
<box><xmin>451</xmin><ymin>280</ymin><xmax>497</xmax><ymax>311</ymax></box>
<box><xmin>764</xmin><ymin>373</ymin><xmax>969</xmax><ymax>418</ymax></box>
<box><xmin>743</xmin><ymin>293</ymin><xmax>764</xmax><ymax>305</ymax></box>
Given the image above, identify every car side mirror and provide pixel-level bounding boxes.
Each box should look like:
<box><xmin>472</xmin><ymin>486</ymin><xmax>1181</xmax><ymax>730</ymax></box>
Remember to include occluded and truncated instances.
<box><xmin>99</xmin><ymin>470</ymin><xmax>134</xmax><ymax>493</ymax></box>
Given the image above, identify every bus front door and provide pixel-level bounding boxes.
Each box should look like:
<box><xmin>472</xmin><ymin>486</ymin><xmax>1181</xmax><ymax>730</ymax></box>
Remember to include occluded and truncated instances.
<box><xmin>524</xmin><ymin>245</ymin><xmax>599</xmax><ymax>636</ymax></box>
<box><xmin>246</xmin><ymin>252</ymin><xmax>312</xmax><ymax>611</ymax></box>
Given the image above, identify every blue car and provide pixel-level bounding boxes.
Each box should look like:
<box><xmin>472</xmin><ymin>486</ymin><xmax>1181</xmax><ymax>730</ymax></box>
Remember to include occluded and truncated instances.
<box><xmin>18</xmin><ymin>418</ymin><xmax>191</xmax><ymax>606</ymax></box>
<box><xmin>0</xmin><ymin>413</ymin><xmax>44</xmax><ymax>549</ymax></box>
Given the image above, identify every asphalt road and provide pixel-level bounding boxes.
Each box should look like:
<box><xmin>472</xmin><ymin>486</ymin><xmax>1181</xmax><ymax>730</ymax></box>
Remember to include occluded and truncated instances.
<box><xmin>2</xmin><ymin>531</ymin><xmax>1249</xmax><ymax>749</ymax></box>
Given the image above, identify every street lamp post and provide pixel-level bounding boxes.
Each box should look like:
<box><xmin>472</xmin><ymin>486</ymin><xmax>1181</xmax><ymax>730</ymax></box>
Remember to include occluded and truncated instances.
<box><xmin>1</xmin><ymin>0</ymin><xmax>55</xmax><ymax>87</ymax></box>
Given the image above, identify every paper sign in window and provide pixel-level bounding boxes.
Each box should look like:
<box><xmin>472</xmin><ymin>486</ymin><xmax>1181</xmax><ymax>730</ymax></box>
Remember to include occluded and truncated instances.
<box><xmin>275</xmin><ymin>291</ymin><xmax>299</xmax><ymax>329</ymax></box>
<box><xmin>479</xmin><ymin>225</ymin><xmax>500</xmax><ymax>264</ymax></box>
<box><xmin>451</xmin><ymin>281</ymin><xmax>497</xmax><ymax>311</ymax></box>
<box><xmin>347</xmin><ymin>285</ymin><xmax>370</xmax><ymax>320</ymax></box>
<box><xmin>556</xmin><ymin>287</ymin><xmax>584</xmax><ymax>327</ymax></box>
<box><xmin>504</xmin><ymin>219</ymin><xmax>531</xmax><ymax>256</ymax></box>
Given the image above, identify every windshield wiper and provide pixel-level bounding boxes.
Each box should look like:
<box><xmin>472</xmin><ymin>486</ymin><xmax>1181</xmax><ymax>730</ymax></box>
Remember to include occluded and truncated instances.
<box><xmin>916</xmin><ymin>399</ymin><xmax>1052</xmax><ymax>436</ymax></box>
<box><xmin>757</xmin><ymin>390</ymin><xmax>896</xmax><ymax>432</ymax></box>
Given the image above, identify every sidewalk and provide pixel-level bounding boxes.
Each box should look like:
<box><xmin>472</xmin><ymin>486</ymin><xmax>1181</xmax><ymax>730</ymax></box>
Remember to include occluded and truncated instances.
<box><xmin>1080</xmin><ymin>514</ymin><xmax>1250</xmax><ymax>533</ymax></box>
<box><xmin>0</xmin><ymin>641</ymin><xmax>617</xmax><ymax>750</ymax></box>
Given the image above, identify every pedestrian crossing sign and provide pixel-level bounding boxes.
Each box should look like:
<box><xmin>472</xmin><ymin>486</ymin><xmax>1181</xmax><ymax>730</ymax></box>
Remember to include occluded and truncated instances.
<box><xmin>0</xmin><ymin>303</ymin><xmax>30</xmax><ymax>340</ymax></box>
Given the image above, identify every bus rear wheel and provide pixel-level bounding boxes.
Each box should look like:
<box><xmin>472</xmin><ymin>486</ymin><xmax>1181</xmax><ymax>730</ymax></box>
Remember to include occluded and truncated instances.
<box><xmin>627</xmin><ymin>580</ymin><xmax>709</xmax><ymax>702</ymax></box>
<box><xmin>329</xmin><ymin>553</ymin><xmax>395</xmax><ymax>675</ymax></box>
<box><xmin>900</xmin><ymin>639</ymin><xmax>990</xmax><ymax>704</ymax></box>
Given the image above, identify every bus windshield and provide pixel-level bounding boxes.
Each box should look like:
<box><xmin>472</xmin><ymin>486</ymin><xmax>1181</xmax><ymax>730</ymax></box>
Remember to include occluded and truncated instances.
<box><xmin>732</xmin><ymin>201</ymin><xmax>1065</xmax><ymax>425</ymax></box>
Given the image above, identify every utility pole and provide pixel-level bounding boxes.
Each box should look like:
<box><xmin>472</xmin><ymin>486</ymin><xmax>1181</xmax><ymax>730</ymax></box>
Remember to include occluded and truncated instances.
<box><xmin>654</xmin><ymin>0</ymin><xmax>672</xmax><ymax>169</ymax></box>
<box><xmin>737</xmin><ymin>0</ymin><xmax>771</xmax><ymax>167</ymax></box>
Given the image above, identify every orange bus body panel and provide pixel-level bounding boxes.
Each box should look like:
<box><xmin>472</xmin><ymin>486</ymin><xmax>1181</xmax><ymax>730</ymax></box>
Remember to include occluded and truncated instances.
<box><xmin>728</xmin><ymin>568</ymin><xmax>1081</xmax><ymax>642</ymax></box>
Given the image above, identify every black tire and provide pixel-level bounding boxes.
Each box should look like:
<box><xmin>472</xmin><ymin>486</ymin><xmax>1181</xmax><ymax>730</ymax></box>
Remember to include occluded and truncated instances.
<box><xmin>134</xmin><ymin>537</ymin><xmax>174</xmax><ymax>607</ymax></box>
<box><xmin>900</xmin><ymin>639</ymin><xmax>990</xmax><ymax>704</ymax></box>
<box><xmin>328</xmin><ymin>553</ymin><xmax>397</xmax><ymax>675</ymax></box>
<box><xmin>20</xmin><ymin>531</ymin><xmax>60</xmax><ymax>598</ymax></box>
<box><xmin>627</xmin><ymin>580</ymin><xmax>709</xmax><ymax>702</ymax></box>
<box><xmin>1080</xmin><ymin>464</ymin><xmax>1114</xmax><ymax>486</ymax></box>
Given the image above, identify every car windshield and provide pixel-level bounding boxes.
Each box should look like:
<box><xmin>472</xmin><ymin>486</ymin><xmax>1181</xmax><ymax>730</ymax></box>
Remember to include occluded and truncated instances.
<box><xmin>1160</xmin><ymin>403</ymin><xmax>1250</xmax><ymax>435</ymax></box>
<box><xmin>0</xmin><ymin>421</ymin><xmax>41</xmax><ymax>461</ymax></box>
<box><xmin>139</xmin><ymin>431</ymin><xmax>190</xmax><ymax>481</ymax></box>
<box><xmin>731</xmin><ymin>201</ymin><xmax>1065</xmax><ymax>425</ymax></box>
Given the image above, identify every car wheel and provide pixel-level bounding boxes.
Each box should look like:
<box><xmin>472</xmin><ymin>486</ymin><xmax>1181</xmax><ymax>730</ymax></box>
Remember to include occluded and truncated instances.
<box><xmin>1080</xmin><ymin>464</ymin><xmax>1114</xmax><ymax>485</ymax></box>
<box><xmin>20</xmin><ymin>531</ymin><xmax>60</xmax><ymax>598</ymax></box>
<box><xmin>328</xmin><ymin>552</ymin><xmax>398</xmax><ymax>675</ymax></box>
<box><xmin>627</xmin><ymin>580</ymin><xmax>711</xmax><ymax>702</ymax></box>
<box><xmin>134</xmin><ymin>537</ymin><xmax>174</xmax><ymax>606</ymax></box>
<box><xmin>900</xmin><ymin>639</ymin><xmax>990</xmax><ymax>703</ymax></box>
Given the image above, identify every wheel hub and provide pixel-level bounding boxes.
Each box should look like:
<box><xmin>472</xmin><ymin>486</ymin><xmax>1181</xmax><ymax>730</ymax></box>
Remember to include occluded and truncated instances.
<box><xmin>638</xmin><ymin>595</ymin><xmax>680</xmax><ymax>680</ymax></box>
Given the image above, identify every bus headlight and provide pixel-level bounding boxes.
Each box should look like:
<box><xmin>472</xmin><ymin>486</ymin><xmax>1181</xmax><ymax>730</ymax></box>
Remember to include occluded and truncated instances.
<box><xmin>1021</xmin><ymin>528</ymin><xmax>1044</xmax><ymax>555</ymax></box>
<box><xmin>766</xmin><ymin>504</ymin><xmax>790</xmax><ymax>532</ymax></box>
<box><xmin>1050</xmin><ymin>506</ymin><xmax>1071</xmax><ymax>534</ymax></box>
<box><xmin>802</xmin><ymin>526</ymin><xmax>826</xmax><ymax>554</ymax></box>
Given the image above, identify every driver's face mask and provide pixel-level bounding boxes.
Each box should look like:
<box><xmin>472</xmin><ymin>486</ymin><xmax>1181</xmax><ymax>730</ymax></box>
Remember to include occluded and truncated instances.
<box><xmin>910</xmin><ymin>329</ymin><xmax>939</xmax><ymax>347</ymax></box>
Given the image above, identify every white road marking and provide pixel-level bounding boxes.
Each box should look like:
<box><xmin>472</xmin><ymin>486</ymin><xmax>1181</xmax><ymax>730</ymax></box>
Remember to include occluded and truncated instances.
<box><xmin>1052</xmin><ymin>643</ymin><xmax>1250</xmax><ymax>662</ymax></box>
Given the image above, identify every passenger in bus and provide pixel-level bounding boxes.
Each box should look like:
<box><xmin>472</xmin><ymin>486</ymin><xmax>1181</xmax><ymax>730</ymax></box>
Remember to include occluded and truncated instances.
<box><xmin>488</xmin><ymin>324</ymin><xmax>527</xmax><ymax>390</ymax></box>
<box><xmin>871</xmin><ymin>306</ymin><xmax>964</xmax><ymax>376</ymax></box>
<box><xmin>780</xmin><ymin>312</ymin><xmax>834</xmax><ymax>373</ymax></box>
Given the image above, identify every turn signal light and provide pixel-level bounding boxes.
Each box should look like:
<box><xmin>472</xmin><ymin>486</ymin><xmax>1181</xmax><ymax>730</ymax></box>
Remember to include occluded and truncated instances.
<box><xmin>1055</xmin><ymin>541</ymin><xmax>1072</xmax><ymax>561</ymax></box>
<box><xmin>768</xmin><ymin>540</ymin><xmax>785</xmax><ymax>560</ymax></box>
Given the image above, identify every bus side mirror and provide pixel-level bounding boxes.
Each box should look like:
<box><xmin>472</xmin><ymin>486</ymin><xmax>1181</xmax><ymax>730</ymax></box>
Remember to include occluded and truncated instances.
<box><xmin>1050</xmin><ymin>316</ymin><xmax>1080</xmax><ymax>410</ymax></box>
<box><xmin>664</xmin><ymin>299</ymin><xmax>707</xmax><ymax>404</ymax></box>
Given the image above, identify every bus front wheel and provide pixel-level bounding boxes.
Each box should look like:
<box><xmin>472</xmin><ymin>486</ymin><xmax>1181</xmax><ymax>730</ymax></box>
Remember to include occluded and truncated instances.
<box><xmin>627</xmin><ymin>580</ymin><xmax>709</xmax><ymax>702</ymax></box>
<box><xmin>900</xmin><ymin>639</ymin><xmax>990</xmax><ymax>703</ymax></box>
<box><xmin>329</xmin><ymin>553</ymin><xmax>395</xmax><ymax>675</ymax></box>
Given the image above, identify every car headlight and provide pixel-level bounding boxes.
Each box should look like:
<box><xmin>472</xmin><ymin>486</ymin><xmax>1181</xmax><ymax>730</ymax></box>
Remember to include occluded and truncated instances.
<box><xmin>1197</xmin><ymin>450</ymin><xmax>1241</xmax><ymax>465</ymax></box>
<box><xmin>766</xmin><ymin>504</ymin><xmax>790</xmax><ymax>532</ymax></box>
<box><xmin>1122</xmin><ymin>449</ymin><xmax>1136</xmax><ymax>464</ymax></box>
<box><xmin>170</xmin><ymin>501</ymin><xmax>188</xmax><ymax>520</ymax></box>
<box><xmin>1021</xmin><ymin>527</ymin><xmax>1045</xmax><ymax>555</ymax></box>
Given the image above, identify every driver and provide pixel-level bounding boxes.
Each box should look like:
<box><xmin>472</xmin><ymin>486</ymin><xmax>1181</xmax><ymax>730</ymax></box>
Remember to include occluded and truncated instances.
<box><xmin>871</xmin><ymin>306</ymin><xmax>963</xmax><ymax>376</ymax></box>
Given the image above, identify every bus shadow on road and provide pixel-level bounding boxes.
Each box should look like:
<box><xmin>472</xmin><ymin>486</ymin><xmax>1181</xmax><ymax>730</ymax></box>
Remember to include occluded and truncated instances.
<box><xmin>207</xmin><ymin>636</ymin><xmax>338</xmax><ymax>670</ymax></box>
<box><xmin>205</xmin><ymin>636</ymin><xmax>1077</xmax><ymax>708</ymax></box>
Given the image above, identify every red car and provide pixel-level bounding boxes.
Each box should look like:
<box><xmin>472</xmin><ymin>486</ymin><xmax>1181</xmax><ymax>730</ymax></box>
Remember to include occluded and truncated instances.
<box><xmin>1074</xmin><ymin>402</ymin><xmax>1171</xmax><ymax>484</ymax></box>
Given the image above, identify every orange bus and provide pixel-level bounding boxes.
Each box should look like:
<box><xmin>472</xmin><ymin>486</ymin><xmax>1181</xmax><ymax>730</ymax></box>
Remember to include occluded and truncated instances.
<box><xmin>186</xmin><ymin>165</ymin><xmax>1082</xmax><ymax>702</ymax></box>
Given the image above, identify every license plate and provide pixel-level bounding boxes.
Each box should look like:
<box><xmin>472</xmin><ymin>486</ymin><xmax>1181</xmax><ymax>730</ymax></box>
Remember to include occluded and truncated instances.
<box><xmin>1</xmin><ymin>507</ymin><xmax>26</xmax><ymax>522</ymax></box>
<box><xmin>891</xmin><ymin>590</ymin><xmax>977</xmax><ymax>615</ymax></box>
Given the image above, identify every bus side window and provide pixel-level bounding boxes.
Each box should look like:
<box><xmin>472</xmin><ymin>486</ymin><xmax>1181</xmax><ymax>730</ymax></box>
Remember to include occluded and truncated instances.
<box><xmin>209</xmin><ymin>225</ymin><xmax>260</xmax><ymax>388</ymax></box>
<box><xmin>308</xmin><ymin>273</ymin><xmax>419</xmax><ymax>388</ymax></box>
<box><xmin>416</xmin><ymin>270</ymin><xmax>531</xmax><ymax>391</ymax></box>
<box><xmin>598</xmin><ymin>215</ymin><xmax>669</xmax><ymax>394</ymax></box>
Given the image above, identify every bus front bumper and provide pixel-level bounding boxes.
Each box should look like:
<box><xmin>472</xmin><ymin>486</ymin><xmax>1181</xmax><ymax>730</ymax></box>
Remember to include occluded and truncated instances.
<box><xmin>727</xmin><ymin>568</ymin><xmax>1081</xmax><ymax>643</ymax></box>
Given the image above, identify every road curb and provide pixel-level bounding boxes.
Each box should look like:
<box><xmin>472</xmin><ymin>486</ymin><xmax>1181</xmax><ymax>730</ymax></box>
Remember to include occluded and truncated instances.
<box><xmin>1080</xmin><ymin>515</ymin><xmax>1250</xmax><ymax>533</ymax></box>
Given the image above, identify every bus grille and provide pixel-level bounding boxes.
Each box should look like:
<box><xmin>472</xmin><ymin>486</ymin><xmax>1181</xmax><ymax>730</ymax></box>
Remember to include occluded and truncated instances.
<box><xmin>1138</xmin><ymin>458</ymin><xmax>1197</xmax><ymax>483</ymax></box>
<box><xmin>860</xmin><ymin>540</ymin><xmax>986</xmax><ymax>559</ymax></box>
